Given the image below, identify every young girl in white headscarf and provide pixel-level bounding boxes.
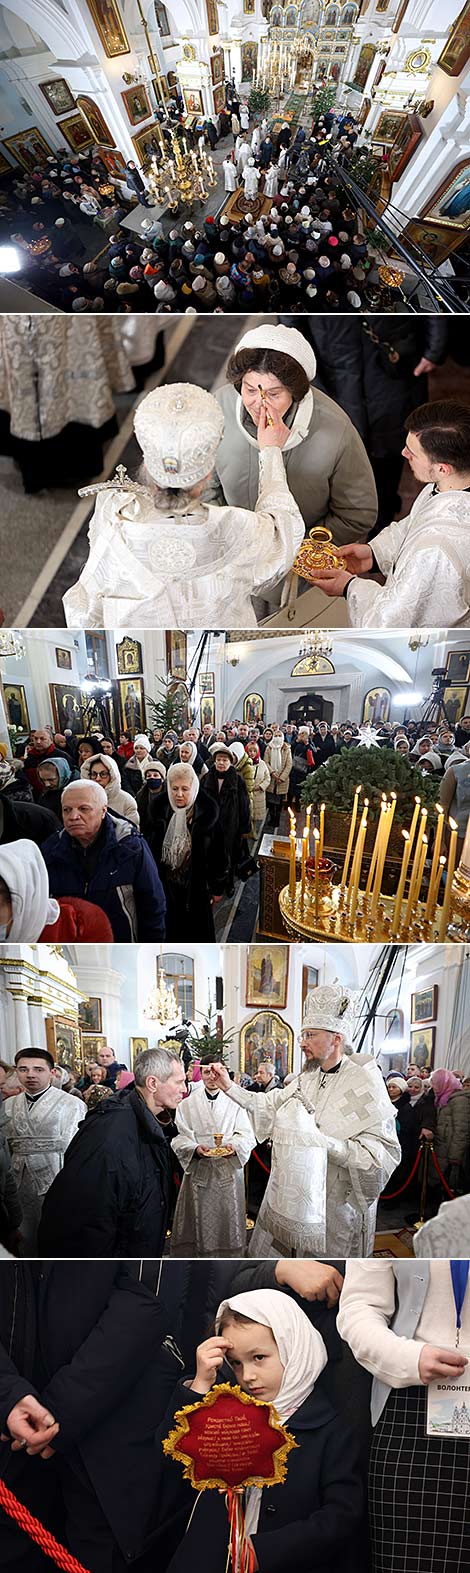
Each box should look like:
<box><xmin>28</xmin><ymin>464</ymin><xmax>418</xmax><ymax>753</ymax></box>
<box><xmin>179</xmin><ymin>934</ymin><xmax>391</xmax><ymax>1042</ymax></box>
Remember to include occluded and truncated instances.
<box><xmin>159</xmin><ymin>763</ymin><xmax>226</xmax><ymax>941</ymax></box>
<box><xmin>155</xmin><ymin>1287</ymin><xmax>363</xmax><ymax>1573</ymax></box>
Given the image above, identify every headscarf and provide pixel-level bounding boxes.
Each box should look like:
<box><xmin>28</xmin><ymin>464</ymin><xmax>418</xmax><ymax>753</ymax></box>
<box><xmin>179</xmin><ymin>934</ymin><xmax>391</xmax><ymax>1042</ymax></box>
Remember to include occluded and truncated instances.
<box><xmin>386</xmin><ymin>1075</ymin><xmax>408</xmax><ymax>1095</ymax></box>
<box><xmin>394</xmin><ymin>736</ymin><xmax>410</xmax><ymax>751</ymax></box>
<box><xmin>37</xmin><ymin>755</ymin><xmax>72</xmax><ymax>790</ymax></box>
<box><xmin>230</xmin><ymin>741</ymin><xmax>247</xmax><ymax>765</ymax></box>
<box><xmin>0</xmin><ymin>760</ymin><xmax>16</xmax><ymax>791</ymax></box>
<box><xmin>215</xmin><ymin>1288</ymin><xmax>327</xmax><ymax>1536</ymax></box>
<box><xmin>80</xmin><ymin>753</ymin><xmax>139</xmax><ymax>824</ymax></box>
<box><xmin>179</xmin><ymin>741</ymin><xmax>197</xmax><ymax>766</ymax></box>
<box><xmin>161</xmin><ymin>764</ymin><xmax>199</xmax><ymax>870</ymax></box>
<box><xmin>431</xmin><ymin>1068</ymin><xmax>463</xmax><ymax>1108</ymax></box>
<box><xmin>0</xmin><ymin>840</ymin><xmax>60</xmax><ymax>939</ymax></box>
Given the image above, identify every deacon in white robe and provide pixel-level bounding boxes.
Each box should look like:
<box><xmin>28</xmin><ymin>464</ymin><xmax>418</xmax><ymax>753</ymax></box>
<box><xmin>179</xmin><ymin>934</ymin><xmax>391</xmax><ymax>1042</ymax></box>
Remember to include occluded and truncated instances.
<box><xmin>63</xmin><ymin>381</ymin><xmax>304</xmax><ymax>630</ymax></box>
<box><xmin>237</xmin><ymin>139</ymin><xmax>251</xmax><ymax>174</ymax></box>
<box><xmin>7</xmin><ymin>1082</ymin><xmax>85</xmax><ymax>1253</ymax></box>
<box><xmin>170</xmin><ymin>1072</ymin><xmax>255</xmax><ymax>1257</ymax></box>
<box><xmin>251</xmin><ymin>126</ymin><xmax>261</xmax><ymax>156</ymax></box>
<box><xmin>210</xmin><ymin>985</ymin><xmax>401</xmax><ymax>1258</ymax></box>
<box><xmin>264</xmin><ymin>164</ymin><xmax>279</xmax><ymax>198</ymax></box>
<box><xmin>243</xmin><ymin>160</ymin><xmax>259</xmax><ymax>202</ymax></box>
<box><xmin>223</xmin><ymin>156</ymin><xmax>238</xmax><ymax>193</ymax></box>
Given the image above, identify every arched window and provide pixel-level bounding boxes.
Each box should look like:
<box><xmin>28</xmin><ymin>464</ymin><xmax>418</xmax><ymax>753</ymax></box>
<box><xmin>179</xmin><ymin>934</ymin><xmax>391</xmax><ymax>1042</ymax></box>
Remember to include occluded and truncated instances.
<box><xmin>162</xmin><ymin>953</ymin><xmax>195</xmax><ymax>1018</ymax></box>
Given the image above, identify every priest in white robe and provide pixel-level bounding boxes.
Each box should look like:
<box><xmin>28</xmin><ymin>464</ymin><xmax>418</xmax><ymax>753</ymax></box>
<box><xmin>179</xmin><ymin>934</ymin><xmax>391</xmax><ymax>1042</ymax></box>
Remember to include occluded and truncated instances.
<box><xmin>243</xmin><ymin>158</ymin><xmax>259</xmax><ymax>202</ymax></box>
<box><xmin>264</xmin><ymin>163</ymin><xmax>279</xmax><ymax>198</ymax></box>
<box><xmin>308</xmin><ymin>401</ymin><xmax>470</xmax><ymax>628</ymax></box>
<box><xmin>170</xmin><ymin>1061</ymin><xmax>255</xmax><ymax>1257</ymax></box>
<box><xmin>6</xmin><ymin>1047</ymin><xmax>85</xmax><ymax>1253</ymax></box>
<box><xmin>63</xmin><ymin>382</ymin><xmax>304</xmax><ymax>630</ymax></box>
<box><xmin>223</xmin><ymin>154</ymin><xmax>238</xmax><ymax>193</ymax></box>
<box><xmin>210</xmin><ymin>984</ymin><xmax>401</xmax><ymax>1258</ymax></box>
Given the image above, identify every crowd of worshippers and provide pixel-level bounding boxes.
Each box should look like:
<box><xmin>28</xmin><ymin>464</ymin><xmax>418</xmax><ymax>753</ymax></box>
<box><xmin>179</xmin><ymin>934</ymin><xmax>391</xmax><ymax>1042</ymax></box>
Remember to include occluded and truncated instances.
<box><xmin>1</xmin><ymin>709</ymin><xmax>470</xmax><ymax>943</ymax></box>
<box><xmin>2</xmin><ymin>1262</ymin><xmax>470</xmax><ymax>1573</ymax></box>
<box><xmin>0</xmin><ymin>102</ymin><xmax>390</xmax><ymax>315</ymax></box>
<box><xmin>0</xmin><ymin>1031</ymin><xmax>469</xmax><ymax>1261</ymax></box>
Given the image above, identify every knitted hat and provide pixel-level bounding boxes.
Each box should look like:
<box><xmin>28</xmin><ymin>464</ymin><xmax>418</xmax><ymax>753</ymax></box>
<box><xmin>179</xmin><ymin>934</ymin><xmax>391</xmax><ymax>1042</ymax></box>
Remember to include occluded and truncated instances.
<box><xmin>134</xmin><ymin>734</ymin><xmax>151</xmax><ymax>754</ymax></box>
<box><xmin>209</xmin><ymin>741</ymin><xmax>232</xmax><ymax>759</ymax></box>
<box><xmin>302</xmin><ymin>983</ymin><xmax>356</xmax><ymax>1050</ymax></box>
<box><xmin>234</xmin><ymin>323</ymin><xmax>316</xmax><ymax>381</ymax></box>
<box><xmin>141</xmin><ymin>756</ymin><xmax>166</xmax><ymax>779</ymax></box>
<box><xmin>386</xmin><ymin>1074</ymin><xmax>408</xmax><ymax>1092</ymax></box>
<box><xmin>134</xmin><ymin>382</ymin><xmax>224</xmax><ymax>488</ymax></box>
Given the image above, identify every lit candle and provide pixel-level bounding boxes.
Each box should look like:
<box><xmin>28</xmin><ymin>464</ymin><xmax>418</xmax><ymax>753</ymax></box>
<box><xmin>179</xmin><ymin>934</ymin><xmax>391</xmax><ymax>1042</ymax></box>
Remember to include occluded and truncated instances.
<box><xmin>404</xmin><ymin>809</ymin><xmax>428</xmax><ymax>928</ymax></box>
<box><xmin>370</xmin><ymin>792</ymin><xmax>397</xmax><ymax>920</ymax></box>
<box><xmin>364</xmin><ymin>795</ymin><xmax>387</xmax><ymax>901</ymax></box>
<box><xmin>289</xmin><ymin>818</ymin><xmax>297</xmax><ymax>904</ymax></box>
<box><xmin>348</xmin><ymin>797</ymin><xmax>368</xmax><ymax>906</ymax></box>
<box><xmin>438</xmin><ymin>818</ymin><xmax>458</xmax><ymax>941</ymax></box>
<box><xmin>391</xmin><ymin>831</ymin><xmax>412</xmax><ymax>938</ymax></box>
<box><xmin>408</xmin><ymin>796</ymin><xmax>421</xmax><ymax>855</ymax></box>
<box><xmin>429</xmin><ymin>855</ymin><xmax>446</xmax><ymax>925</ymax></box>
<box><xmin>349</xmin><ymin>811</ymin><xmax>368</xmax><ymax>928</ymax></box>
<box><xmin>424</xmin><ymin>804</ymin><xmax>444</xmax><ymax>921</ymax></box>
<box><xmin>301</xmin><ymin>828</ymin><xmax>308</xmax><ymax>910</ymax></box>
<box><xmin>313</xmin><ymin>827</ymin><xmax>320</xmax><ymax>921</ymax></box>
<box><xmin>319</xmin><ymin>802</ymin><xmax>325</xmax><ymax>861</ymax></box>
<box><xmin>340</xmin><ymin>784</ymin><xmax>361</xmax><ymax>888</ymax></box>
<box><xmin>414</xmin><ymin>834</ymin><xmax>428</xmax><ymax>911</ymax></box>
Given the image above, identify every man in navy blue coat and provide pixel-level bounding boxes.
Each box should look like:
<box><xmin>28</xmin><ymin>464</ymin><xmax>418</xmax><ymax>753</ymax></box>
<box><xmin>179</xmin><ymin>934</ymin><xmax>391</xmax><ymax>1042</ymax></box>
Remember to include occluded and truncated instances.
<box><xmin>41</xmin><ymin>779</ymin><xmax>165</xmax><ymax>940</ymax></box>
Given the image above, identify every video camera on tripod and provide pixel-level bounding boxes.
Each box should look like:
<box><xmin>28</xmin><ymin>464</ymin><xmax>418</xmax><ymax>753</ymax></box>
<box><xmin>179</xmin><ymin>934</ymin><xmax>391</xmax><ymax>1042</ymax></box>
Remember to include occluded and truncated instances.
<box><xmin>419</xmin><ymin>668</ymin><xmax>451</xmax><ymax>732</ymax></box>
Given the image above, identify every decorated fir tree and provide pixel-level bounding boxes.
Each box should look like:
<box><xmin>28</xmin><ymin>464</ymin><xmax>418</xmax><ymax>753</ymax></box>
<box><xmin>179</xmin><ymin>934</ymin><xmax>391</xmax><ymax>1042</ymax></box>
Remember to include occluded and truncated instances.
<box><xmin>300</xmin><ymin>747</ymin><xmax>438</xmax><ymax>826</ymax></box>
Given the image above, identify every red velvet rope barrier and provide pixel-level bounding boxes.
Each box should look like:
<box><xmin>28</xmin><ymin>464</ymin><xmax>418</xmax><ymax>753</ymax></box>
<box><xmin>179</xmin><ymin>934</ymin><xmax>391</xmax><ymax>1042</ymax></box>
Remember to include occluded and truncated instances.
<box><xmin>429</xmin><ymin>1147</ymin><xmax>456</xmax><ymax>1199</ymax></box>
<box><xmin>0</xmin><ymin>1480</ymin><xmax>90</xmax><ymax>1573</ymax></box>
<box><xmin>379</xmin><ymin>1144</ymin><xmax>423</xmax><ymax>1200</ymax></box>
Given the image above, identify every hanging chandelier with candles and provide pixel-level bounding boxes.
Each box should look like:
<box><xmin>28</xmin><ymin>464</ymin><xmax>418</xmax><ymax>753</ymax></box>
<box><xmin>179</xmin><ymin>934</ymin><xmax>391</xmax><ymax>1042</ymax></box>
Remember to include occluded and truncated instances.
<box><xmin>144</xmin><ymin>959</ymin><xmax>182</xmax><ymax>1030</ymax></box>
<box><xmin>298</xmin><ymin>629</ymin><xmax>333</xmax><ymax>665</ymax></box>
<box><xmin>0</xmin><ymin>632</ymin><xmax>26</xmax><ymax>660</ymax></box>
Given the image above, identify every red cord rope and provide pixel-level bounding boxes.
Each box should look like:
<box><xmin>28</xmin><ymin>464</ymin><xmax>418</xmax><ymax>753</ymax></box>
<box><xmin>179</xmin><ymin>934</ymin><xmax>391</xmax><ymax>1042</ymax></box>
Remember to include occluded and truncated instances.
<box><xmin>429</xmin><ymin>1148</ymin><xmax>456</xmax><ymax>1199</ymax></box>
<box><xmin>251</xmin><ymin>1151</ymin><xmax>271</xmax><ymax>1176</ymax></box>
<box><xmin>0</xmin><ymin>1479</ymin><xmax>90</xmax><ymax>1573</ymax></box>
<box><xmin>379</xmin><ymin>1145</ymin><xmax>423</xmax><ymax>1200</ymax></box>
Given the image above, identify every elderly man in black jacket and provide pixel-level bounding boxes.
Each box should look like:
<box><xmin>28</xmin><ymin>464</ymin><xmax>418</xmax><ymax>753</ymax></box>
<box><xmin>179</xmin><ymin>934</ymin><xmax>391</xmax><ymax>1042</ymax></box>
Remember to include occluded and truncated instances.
<box><xmin>38</xmin><ymin>1048</ymin><xmax>187</xmax><ymax>1258</ymax></box>
<box><xmin>0</xmin><ymin>1262</ymin><xmax>182</xmax><ymax>1573</ymax></box>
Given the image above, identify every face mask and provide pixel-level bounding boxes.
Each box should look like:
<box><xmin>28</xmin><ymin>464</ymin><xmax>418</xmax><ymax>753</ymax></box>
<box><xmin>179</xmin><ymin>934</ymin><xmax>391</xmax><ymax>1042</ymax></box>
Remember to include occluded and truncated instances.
<box><xmin>147</xmin><ymin>778</ymin><xmax>163</xmax><ymax>791</ymax></box>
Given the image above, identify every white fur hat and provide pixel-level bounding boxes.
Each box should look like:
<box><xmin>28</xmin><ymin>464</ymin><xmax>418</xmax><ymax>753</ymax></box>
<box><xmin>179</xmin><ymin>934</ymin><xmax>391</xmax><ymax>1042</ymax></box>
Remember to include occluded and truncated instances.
<box><xmin>234</xmin><ymin>323</ymin><xmax>316</xmax><ymax>381</ymax></box>
<box><xmin>134</xmin><ymin>734</ymin><xmax>151</xmax><ymax>754</ymax></box>
<box><xmin>134</xmin><ymin>382</ymin><xmax>224</xmax><ymax>488</ymax></box>
<box><xmin>302</xmin><ymin>982</ymin><xmax>356</xmax><ymax>1050</ymax></box>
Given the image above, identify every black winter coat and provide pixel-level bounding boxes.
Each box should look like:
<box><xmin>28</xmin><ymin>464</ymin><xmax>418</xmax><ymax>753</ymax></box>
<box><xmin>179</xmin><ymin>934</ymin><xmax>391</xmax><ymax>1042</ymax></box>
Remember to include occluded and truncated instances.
<box><xmin>382</xmin><ymin>1091</ymin><xmax>418</xmax><ymax>1197</ymax></box>
<box><xmin>0</xmin><ymin>1263</ymin><xmax>182</xmax><ymax>1564</ymax></box>
<box><xmin>0</xmin><ymin>1096</ymin><xmax>22</xmax><ymax>1244</ymax></box>
<box><xmin>153</xmin><ymin>1380</ymin><xmax>364</xmax><ymax>1573</ymax></box>
<box><xmin>280</xmin><ymin>318</ymin><xmax>448</xmax><ymax>457</ymax></box>
<box><xmin>160</xmin><ymin>792</ymin><xmax>227</xmax><ymax>941</ymax></box>
<box><xmin>0</xmin><ymin>794</ymin><xmax>60</xmax><ymax>847</ymax></box>
<box><xmin>136</xmin><ymin>782</ymin><xmax>170</xmax><ymax>860</ymax></box>
<box><xmin>201</xmin><ymin>765</ymin><xmax>251</xmax><ymax>872</ymax></box>
<box><xmin>38</xmin><ymin>1088</ymin><xmax>173</xmax><ymax>1258</ymax></box>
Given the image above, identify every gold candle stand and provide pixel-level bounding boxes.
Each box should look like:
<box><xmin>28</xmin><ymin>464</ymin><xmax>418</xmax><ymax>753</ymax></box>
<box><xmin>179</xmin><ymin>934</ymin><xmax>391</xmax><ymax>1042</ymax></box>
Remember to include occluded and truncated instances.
<box><xmin>279</xmin><ymin>879</ymin><xmax>448</xmax><ymax>943</ymax></box>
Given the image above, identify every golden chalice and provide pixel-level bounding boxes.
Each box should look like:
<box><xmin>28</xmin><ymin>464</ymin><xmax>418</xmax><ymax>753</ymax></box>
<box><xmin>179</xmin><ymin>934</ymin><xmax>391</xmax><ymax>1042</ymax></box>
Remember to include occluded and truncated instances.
<box><xmin>378</xmin><ymin>263</ymin><xmax>405</xmax><ymax>289</ymax></box>
<box><xmin>293</xmin><ymin>527</ymin><xmax>347</xmax><ymax>584</ymax></box>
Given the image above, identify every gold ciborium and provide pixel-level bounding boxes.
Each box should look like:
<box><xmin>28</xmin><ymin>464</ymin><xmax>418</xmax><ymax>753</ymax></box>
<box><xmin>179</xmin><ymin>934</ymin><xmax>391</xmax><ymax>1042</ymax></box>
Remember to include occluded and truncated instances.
<box><xmin>293</xmin><ymin>527</ymin><xmax>347</xmax><ymax>584</ymax></box>
<box><xmin>378</xmin><ymin>263</ymin><xmax>405</xmax><ymax>289</ymax></box>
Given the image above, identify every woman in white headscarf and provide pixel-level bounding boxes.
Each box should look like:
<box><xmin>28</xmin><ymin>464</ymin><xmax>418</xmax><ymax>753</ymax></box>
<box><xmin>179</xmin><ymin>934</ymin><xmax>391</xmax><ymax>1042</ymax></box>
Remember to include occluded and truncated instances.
<box><xmin>81</xmin><ymin>752</ymin><xmax>140</xmax><ymax>827</ymax></box>
<box><xmin>159</xmin><ymin>763</ymin><xmax>226</xmax><ymax>940</ymax></box>
<box><xmin>62</xmin><ymin>380</ymin><xmax>305</xmax><ymax>630</ymax></box>
<box><xmin>156</xmin><ymin>1287</ymin><xmax>363</xmax><ymax>1573</ymax></box>
<box><xmin>178</xmin><ymin>739</ymin><xmax>208</xmax><ymax>780</ymax></box>
<box><xmin>0</xmin><ymin>839</ymin><xmax>113</xmax><ymax>941</ymax></box>
<box><xmin>264</xmin><ymin>727</ymin><xmax>292</xmax><ymax>828</ymax></box>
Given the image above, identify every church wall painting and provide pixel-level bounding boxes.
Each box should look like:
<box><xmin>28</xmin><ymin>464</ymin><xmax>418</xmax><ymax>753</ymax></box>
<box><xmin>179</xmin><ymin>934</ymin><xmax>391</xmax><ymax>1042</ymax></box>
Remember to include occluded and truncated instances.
<box><xmin>55</xmin><ymin>648</ymin><xmax>72</xmax><ymax>670</ymax></box>
<box><xmin>361</xmin><ymin>687</ymin><xmax>391</xmax><ymax>724</ymax></box>
<box><xmin>50</xmin><ymin>683</ymin><xmax>84</xmax><ymax>736</ymax></box>
<box><xmin>402</xmin><ymin>218</ymin><xmax>467</xmax><ymax>266</ymax></box>
<box><xmin>445</xmin><ymin>650</ymin><xmax>470</xmax><ymax>684</ymax></box>
<box><xmin>246</xmin><ymin>944</ymin><xmax>289</xmax><ymax>1008</ymax></box>
<box><xmin>206</xmin><ymin>0</ymin><xmax>220</xmax><ymax>35</ymax></box>
<box><xmin>84</xmin><ymin>0</ymin><xmax>130</xmax><ymax>57</ymax></box>
<box><xmin>131</xmin><ymin>1036</ymin><xmax>149</xmax><ymax>1067</ymax></box>
<box><xmin>213</xmin><ymin>85</ymin><xmax>226</xmax><ymax>113</ymax></box>
<box><xmin>411</xmin><ymin>985</ymin><xmax>438</xmax><ymax>1025</ymax></box>
<box><xmin>2</xmin><ymin>129</ymin><xmax>53</xmax><ymax>171</ymax></box>
<box><xmin>118</xmin><ymin>678</ymin><xmax>146</xmax><ymax>734</ymax></box>
<box><xmin>199</xmin><ymin>673</ymin><xmax>214</xmax><ymax>695</ymax></box>
<box><xmin>244</xmin><ymin>692</ymin><xmax>264</xmax><ymax>724</ymax></box>
<box><xmin>424</xmin><ymin>161</ymin><xmax>470</xmax><ymax>230</ymax></box>
<box><xmin>240</xmin><ymin>1009</ymin><xmax>294</xmax><ymax>1080</ymax></box>
<box><xmin>116</xmin><ymin>637</ymin><xmax>143</xmax><ymax>677</ymax></box>
<box><xmin>438</xmin><ymin>1</ymin><xmax>470</xmax><ymax>78</ymax></box>
<box><xmin>241</xmin><ymin>42</ymin><xmax>258</xmax><ymax>79</ymax></box>
<box><xmin>76</xmin><ymin>96</ymin><xmax>115</xmax><ymax>148</ymax></box>
<box><xmin>166</xmin><ymin>632</ymin><xmax>187</xmax><ymax>680</ymax></box>
<box><xmin>409</xmin><ymin>1024</ymin><xmax>435</xmax><ymax>1071</ymax></box>
<box><xmin>3</xmin><ymin>683</ymin><xmax>31</xmax><ymax>733</ymax></box>
<box><xmin>352</xmin><ymin>44</ymin><xmax>375</xmax><ymax>91</ymax></box>
<box><xmin>374</xmin><ymin>111</ymin><xmax>405</xmax><ymax>144</ymax></box>
<box><xmin>388</xmin><ymin>115</ymin><xmax>422</xmax><ymax>184</ymax></box>
<box><xmin>45</xmin><ymin>1015</ymin><xmax>83</xmax><ymax>1075</ymax></box>
<box><xmin>58</xmin><ymin>113</ymin><xmax>94</xmax><ymax>153</ymax></box>
<box><xmin>122</xmin><ymin>85</ymin><xmax>153</xmax><ymax>126</ymax></box>
<box><xmin>78</xmin><ymin>997</ymin><xmax>103</xmax><ymax>1033</ymax></box>
<box><xmin>200</xmin><ymin>694</ymin><xmax>215</xmax><ymax>727</ymax></box>
<box><xmin>39</xmin><ymin>79</ymin><xmax>76</xmax><ymax>116</ymax></box>
<box><xmin>442</xmin><ymin>685</ymin><xmax>468</xmax><ymax>724</ymax></box>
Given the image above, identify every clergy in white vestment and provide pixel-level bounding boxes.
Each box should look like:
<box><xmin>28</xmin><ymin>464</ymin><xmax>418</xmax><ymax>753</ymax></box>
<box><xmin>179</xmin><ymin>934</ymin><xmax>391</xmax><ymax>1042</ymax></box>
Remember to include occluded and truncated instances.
<box><xmin>264</xmin><ymin>163</ymin><xmax>279</xmax><ymax>198</ymax></box>
<box><xmin>237</xmin><ymin>139</ymin><xmax>251</xmax><ymax>174</ymax></box>
<box><xmin>243</xmin><ymin>159</ymin><xmax>259</xmax><ymax>202</ymax></box>
<box><xmin>210</xmin><ymin>984</ymin><xmax>401</xmax><ymax>1258</ymax></box>
<box><xmin>223</xmin><ymin>155</ymin><xmax>238</xmax><ymax>193</ymax></box>
<box><xmin>6</xmin><ymin>1047</ymin><xmax>85</xmax><ymax>1253</ymax></box>
<box><xmin>309</xmin><ymin>400</ymin><xmax>470</xmax><ymax>628</ymax></box>
<box><xmin>170</xmin><ymin>1062</ymin><xmax>255</xmax><ymax>1257</ymax></box>
<box><xmin>62</xmin><ymin>383</ymin><xmax>304</xmax><ymax>630</ymax></box>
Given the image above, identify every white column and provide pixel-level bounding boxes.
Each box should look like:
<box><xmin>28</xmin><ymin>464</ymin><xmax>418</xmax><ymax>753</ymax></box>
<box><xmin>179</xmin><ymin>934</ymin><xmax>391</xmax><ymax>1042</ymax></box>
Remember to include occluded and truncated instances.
<box><xmin>13</xmin><ymin>995</ymin><xmax>33</xmax><ymax>1052</ymax></box>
